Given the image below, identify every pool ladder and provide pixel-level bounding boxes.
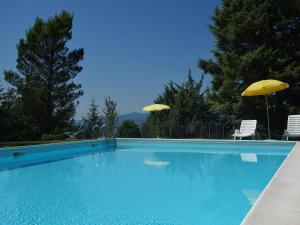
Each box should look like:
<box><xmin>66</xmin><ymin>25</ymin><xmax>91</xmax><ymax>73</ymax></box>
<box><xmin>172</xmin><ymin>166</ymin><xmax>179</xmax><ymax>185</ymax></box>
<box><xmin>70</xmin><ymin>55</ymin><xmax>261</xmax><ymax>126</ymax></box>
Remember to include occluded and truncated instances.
<box><xmin>92</xmin><ymin>124</ymin><xmax>105</xmax><ymax>139</ymax></box>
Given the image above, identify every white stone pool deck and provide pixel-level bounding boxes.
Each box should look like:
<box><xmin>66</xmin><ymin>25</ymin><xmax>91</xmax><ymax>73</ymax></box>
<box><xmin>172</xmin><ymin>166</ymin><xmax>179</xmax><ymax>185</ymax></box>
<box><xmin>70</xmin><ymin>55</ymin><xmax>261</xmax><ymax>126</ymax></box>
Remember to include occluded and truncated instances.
<box><xmin>242</xmin><ymin>142</ymin><xmax>300</xmax><ymax>225</ymax></box>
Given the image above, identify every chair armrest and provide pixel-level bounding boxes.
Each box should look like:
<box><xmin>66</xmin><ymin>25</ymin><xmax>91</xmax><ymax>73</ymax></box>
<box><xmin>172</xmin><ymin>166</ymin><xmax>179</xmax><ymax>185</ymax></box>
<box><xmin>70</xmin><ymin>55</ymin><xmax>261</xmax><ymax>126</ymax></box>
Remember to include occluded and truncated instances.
<box><xmin>283</xmin><ymin>129</ymin><xmax>289</xmax><ymax>135</ymax></box>
<box><xmin>234</xmin><ymin>129</ymin><xmax>240</xmax><ymax>135</ymax></box>
<box><xmin>281</xmin><ymin>129</ymin><xmax>288</xmax><ymax>140</ymax></box>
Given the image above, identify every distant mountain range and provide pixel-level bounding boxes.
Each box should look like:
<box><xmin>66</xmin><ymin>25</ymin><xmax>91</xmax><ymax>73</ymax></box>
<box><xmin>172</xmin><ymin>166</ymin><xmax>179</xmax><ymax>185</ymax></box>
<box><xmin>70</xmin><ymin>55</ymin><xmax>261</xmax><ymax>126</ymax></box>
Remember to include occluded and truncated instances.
<box><xmin>117</xmin><ymin>112</ymin><xmax>148</xmax><ymax>126</ymax></box>
<box><xmin>75</xmin><ymin>112</ymin><xmax>148</xmax><ymax>127</ymax></box>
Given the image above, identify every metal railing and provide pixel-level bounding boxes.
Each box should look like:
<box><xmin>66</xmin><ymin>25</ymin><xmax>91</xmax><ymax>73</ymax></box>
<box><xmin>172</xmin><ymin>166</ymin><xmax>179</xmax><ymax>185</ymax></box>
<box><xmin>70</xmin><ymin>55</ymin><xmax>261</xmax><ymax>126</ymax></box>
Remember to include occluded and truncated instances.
<box><xmin>140</xmin><ymin>121</ymin><xmax>225</xmax><ymax>139</ymax></box>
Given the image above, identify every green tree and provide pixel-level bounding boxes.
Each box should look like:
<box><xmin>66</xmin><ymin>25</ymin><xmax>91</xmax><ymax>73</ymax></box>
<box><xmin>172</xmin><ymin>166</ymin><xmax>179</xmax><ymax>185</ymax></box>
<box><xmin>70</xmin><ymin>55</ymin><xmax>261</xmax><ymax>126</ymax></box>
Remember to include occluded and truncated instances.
<box><xmin>199</xmin><ymin>0</ymin><xmax>300</xmax><ymax>138</ymax></box>
<box><xmin>3</xmin><ymin>11</ymin><xmax>84</xmax><ymax>139</ymax></box>
<box><xmin>0</xmin><ymin>82</ymin><xmax>4</xmax><ymax>102</ymax></box>
<box><xmin>102</xmin><ymin>97</ymin><xmax>118</xmax><ymax>138</ymax></box>
<box><xmin>0</xmin><ymin>88</ymin><xmax>34</xmax><ymax>141</ymax></box>
<box><xmin>117</xmin><ymin>120</ymin><xmax>141</xmax><ymax>138</ymax></box>
<box><xmin>83</xmin><ymin>98</ymin><xmax>103</xmax><ymax>138</ymax></box>
<box><xmin>145</xmin><ymin>70</ymin><xmax>210</xmax><ymax>138</ymax></box>
<box><xmin>0</xmin><ymin>83</ymin><xmax>5</xmax><ymax>139</ymax></box>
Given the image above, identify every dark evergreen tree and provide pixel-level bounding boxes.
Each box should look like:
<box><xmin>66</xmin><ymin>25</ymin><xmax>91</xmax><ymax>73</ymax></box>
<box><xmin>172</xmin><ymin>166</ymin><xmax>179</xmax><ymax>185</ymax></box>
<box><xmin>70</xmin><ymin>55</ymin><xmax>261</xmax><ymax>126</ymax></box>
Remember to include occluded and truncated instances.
<box><xmin>0</xmin><ymin>88</ymin><xmax>34</xmax><ymax>141</ymax></box>
<box><xmin>3</xmin><ymin>11</ymin><xmax>84</xmax><ymax>139</ymax></box>
<box><xmin>102</xmin><ymin>97</ymin><xmax>118</xmax><ymax>138</ymax></box>
<box><xmin>0</xmin><ymin>83</ymin><xmax>3</xmax><ymax>102</ymax></box>
<box><xmin>0</xmin><ymin>83</ymin><xmax>5</xmax><ymax>139</ymax></box>
<box><xmin>199</xmin><ymin>0</ymin><xmax>300</xmax><ymax>138</ymax></box>
<box><xmin>117</xmin><ymin>120</ymin><xmax>141</xmax><ymax>138</ymax></box>
<box><xmin>145</xmin><ymin>70</ymin><xmax>210</xmax><ymax>138</ymax></box>
<box><xmin>83</xmin><ymin>98</ymin><xmax>103</xmax><ymax>138</ymax></box>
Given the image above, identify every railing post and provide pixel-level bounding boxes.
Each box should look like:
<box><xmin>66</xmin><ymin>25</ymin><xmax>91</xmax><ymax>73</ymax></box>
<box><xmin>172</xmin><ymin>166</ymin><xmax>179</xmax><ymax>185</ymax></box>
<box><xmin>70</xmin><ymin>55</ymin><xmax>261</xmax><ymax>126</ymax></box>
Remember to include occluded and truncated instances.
<box><xmin>222</xmin><ymin>124</ymin><xmax>225</xmax><ymax>139</ymax></box>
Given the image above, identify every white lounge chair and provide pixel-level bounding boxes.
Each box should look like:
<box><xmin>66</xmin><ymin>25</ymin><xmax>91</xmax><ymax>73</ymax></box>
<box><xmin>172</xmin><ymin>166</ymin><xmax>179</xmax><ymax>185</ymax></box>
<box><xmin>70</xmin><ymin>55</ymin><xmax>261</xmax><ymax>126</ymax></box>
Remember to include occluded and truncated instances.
<box><xmin>283</xmin><ymin>115</ymin><xmax>300</xmax><ymax>140</ymax></box>
<box><xmin>233</xmin><ymin>120</ymin><xmax>257</xmax><ymax>140</ymax></box>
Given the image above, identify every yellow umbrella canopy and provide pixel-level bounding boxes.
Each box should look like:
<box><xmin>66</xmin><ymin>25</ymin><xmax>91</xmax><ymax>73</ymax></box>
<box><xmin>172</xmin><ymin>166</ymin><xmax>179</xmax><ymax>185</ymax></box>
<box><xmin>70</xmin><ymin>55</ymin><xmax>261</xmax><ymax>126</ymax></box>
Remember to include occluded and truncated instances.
<box><xmin>241</xmin><ymin>80</ymin><xmax>289</xmax><ymax>96</ymax></box>
<box><xmin>241</xmin><ymin>79</ymin><xmax>289</xmax><ymax>139</ymax></box>
<box><xmin>143</xmin><ymin>104</ymin><xmax>170</xmax><ymax>138</ymax></box>
<box><xmin>143</xmin><ymin>104</ymin><xmax>170</xmax><ymax>112</ymax></box>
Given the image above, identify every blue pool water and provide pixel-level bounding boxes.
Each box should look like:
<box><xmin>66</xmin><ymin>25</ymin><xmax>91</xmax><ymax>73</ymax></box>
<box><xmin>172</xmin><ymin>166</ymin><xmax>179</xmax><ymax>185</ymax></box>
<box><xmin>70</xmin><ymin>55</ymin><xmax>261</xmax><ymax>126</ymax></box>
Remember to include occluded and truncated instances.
<box><xmin>0</xmin><ymin>140</ymin><xmax>295</xmax><ymax>225</ymax></box>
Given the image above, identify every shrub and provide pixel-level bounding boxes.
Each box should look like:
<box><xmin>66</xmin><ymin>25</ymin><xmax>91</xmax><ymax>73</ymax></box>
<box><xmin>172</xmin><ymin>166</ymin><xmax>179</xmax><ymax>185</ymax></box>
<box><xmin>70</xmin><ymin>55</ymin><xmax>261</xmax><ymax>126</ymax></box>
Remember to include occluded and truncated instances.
<box><xmin>117</xmin><ymin>120</ymin><xmax>141</xmax><ymax>138</ymax></box>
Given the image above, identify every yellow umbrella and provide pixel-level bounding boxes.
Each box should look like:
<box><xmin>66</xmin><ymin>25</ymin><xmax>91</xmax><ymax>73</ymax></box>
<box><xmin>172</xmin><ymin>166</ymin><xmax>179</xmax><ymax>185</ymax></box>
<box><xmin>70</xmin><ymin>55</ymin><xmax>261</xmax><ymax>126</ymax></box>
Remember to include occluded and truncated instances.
<box><xmin>241</xmin><ymin>79</ymin><xmax>289</xmax><ymax>139</ymax></box>
<box><xmin>143</xmin><ymin>104</ymin><xmax>170</xmax><ymax>112</ymax></box>
<box><xmin>143</xmin><ymin>104</ymin><xmax>170</xmax><ymax>138</ymax></box>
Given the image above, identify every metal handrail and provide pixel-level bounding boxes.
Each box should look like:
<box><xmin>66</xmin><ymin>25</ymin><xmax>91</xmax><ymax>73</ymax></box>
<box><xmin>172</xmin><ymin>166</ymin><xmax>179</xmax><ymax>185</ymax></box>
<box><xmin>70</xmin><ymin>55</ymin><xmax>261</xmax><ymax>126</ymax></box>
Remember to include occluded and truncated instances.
<box><xmin>65</xmin><ymin>121</ymin><xmax>87</xmax><ymax>140</ymax></box>
<box><xmin>92</xmin><ymin>124</ymin><xmax>105</xmax><ymax>139</ymax></box>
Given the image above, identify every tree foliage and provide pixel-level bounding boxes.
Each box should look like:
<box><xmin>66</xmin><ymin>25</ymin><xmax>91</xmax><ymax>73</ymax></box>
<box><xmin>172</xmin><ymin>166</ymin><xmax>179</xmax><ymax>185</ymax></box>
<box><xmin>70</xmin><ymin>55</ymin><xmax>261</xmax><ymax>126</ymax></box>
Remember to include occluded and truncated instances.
<box><xmin>0</xmin><ymin>89</ymin><xmax>32</xmax><ymax>141</ymax></box>
<box><xmin>102</xmin><ymin>97</ymin><xmax>118</xmax><ymax>138</ymax></box>
<box><xmin>145</xmin><ymin>70</ymin><xmax>210</xmax><ymax>138</ymax></box>
<box><xmin>199</xmin><ymin>0</ymin><xmax>300</xmax><ymax>138</ymax></box>
<box><xmin>83</xmin><ymin>98</ymin><xmax>103</xmax><ymax>138</ymax></box>
<box><xmin>3</xmin><ymin>11</ymin><xmax>84</xmax><ymax>140</ymax></box>
<box><xmin>117</xmin><ymin>120</ymin><xmax>141</xmax><ymax>138</ymax></box>
<box><xmin>0</xmin><ymin>83</ymin><xmax>5</xmax><ymax>140</ymax></box>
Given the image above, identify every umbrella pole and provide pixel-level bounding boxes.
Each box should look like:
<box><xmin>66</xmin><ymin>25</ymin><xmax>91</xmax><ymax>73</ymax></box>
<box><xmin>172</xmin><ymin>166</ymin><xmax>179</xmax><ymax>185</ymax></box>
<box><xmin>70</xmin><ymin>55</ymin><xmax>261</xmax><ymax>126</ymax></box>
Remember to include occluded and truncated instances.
<box><xmin>264</xmin><ymin>93</ymin><xmax>271</xmax><ymax>139</ymax></box>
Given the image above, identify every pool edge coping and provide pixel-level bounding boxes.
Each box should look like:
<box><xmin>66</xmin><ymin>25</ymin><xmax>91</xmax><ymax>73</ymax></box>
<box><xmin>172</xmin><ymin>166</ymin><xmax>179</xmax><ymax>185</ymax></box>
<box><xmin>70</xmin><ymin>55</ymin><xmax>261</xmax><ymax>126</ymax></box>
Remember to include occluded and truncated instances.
<box><xmin>0</xmin><ymin>139</ymin><xmax>107</xmax><ymax>151</ymax></box>
<box><xmin>241</xmin><ymin>141</ymin><xmax>300</xmax><ymax>225</ymax></box>
<box><xmin>1</xmin><ymin>138</ymin><xmax>295</xmax><ymax>151</ymax></box>
<box><xmin>117</xmin><ymin>138</ymin><xmax>296</xmax><ymax>144</ymax></box>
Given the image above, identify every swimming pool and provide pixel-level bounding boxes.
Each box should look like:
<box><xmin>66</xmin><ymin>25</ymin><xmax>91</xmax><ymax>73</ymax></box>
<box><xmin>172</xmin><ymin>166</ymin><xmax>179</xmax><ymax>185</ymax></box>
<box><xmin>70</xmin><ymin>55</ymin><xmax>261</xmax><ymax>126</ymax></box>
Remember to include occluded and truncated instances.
<box><xmin>0</xmin><ymin>139</ymin><xmax>295</xmax><ymax>225</ymax></box>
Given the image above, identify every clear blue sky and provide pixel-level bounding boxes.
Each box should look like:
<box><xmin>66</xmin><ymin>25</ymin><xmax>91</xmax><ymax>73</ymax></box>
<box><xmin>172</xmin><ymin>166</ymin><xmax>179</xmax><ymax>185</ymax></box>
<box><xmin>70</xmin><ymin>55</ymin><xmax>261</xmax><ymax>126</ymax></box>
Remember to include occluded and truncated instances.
<box><xmin>0</xmin><ymin>0</ymin><xmax>220</xmax><ymax>118</ymax></box>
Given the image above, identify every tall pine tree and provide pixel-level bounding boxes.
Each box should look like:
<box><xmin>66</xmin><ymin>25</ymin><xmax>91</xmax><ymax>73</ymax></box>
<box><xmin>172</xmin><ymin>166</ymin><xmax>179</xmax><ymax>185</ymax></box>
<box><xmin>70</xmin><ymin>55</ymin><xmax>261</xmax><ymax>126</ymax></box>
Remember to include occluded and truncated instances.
<box><xmin>4</xmin><ymin>11</ymin><xmax>84</xmax><ymax>139</ymax></box>
<box><xmin>102</xmin><ymin>97</ymin><xmax>118</xmax><ymax>138</ymax></box>
<box><xmin>83</xmin><ymin>98</ymin><xmax>103</xmax><ymax>138</ymax></box>
<box><xmin>145</xmin><ymin>70</ymin><xmax>209</xmax><ymax>138</ymax></box>
<box><xmin>199</xmin><ymin>0</ymin><xmax>300</xmax><ymax>138</ymax></box>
